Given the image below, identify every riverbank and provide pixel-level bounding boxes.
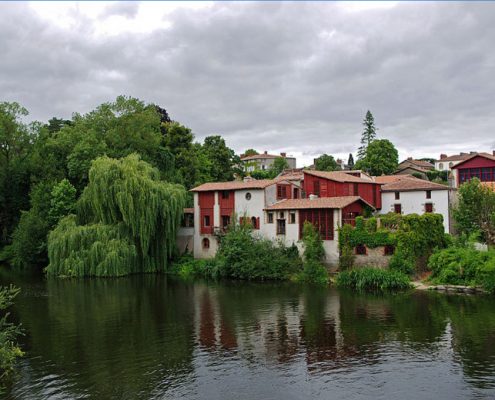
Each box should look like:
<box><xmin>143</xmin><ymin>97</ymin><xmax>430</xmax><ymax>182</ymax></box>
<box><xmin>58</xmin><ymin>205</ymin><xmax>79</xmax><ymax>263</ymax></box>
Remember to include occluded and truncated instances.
<box><xmin>412</xmin><ymin>281</ymin><xmax>487</xmax><ymax>294</ymax></box>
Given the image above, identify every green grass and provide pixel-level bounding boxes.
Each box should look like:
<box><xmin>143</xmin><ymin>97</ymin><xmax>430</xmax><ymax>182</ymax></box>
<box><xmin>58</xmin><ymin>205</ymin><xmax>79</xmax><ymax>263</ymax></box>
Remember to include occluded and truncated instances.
<box><xmin>336</xmin><ymin>267</ymin><xmax>411</xmax><ymax>291</ymax></box>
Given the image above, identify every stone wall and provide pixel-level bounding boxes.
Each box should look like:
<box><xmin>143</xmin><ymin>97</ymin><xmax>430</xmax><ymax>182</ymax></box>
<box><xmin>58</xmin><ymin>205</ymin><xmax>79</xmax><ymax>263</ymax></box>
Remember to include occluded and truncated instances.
<box><xmin>353</xmin><ymin>246</ymin><xmax>391</xmax><ymax>269</ymax></box>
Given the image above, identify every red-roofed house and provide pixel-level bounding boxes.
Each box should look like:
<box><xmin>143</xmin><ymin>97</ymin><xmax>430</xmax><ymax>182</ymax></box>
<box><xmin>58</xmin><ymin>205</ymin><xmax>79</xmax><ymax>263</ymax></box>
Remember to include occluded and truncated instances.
<box><xmin>451</xmin><ymin>152</ymin><xmax>495</xmax><ymax>187</ymax></box>
<box><xmin>377</xmin><ymin>175</ymin><xmax>450</xmax><ymax>232</ymax></box>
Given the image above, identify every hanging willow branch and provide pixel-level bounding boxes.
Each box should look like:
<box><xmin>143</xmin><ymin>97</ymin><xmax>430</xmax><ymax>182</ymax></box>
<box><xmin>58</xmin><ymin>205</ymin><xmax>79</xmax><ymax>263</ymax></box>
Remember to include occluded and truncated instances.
<box><xmin>46</xmin><ymin>154</ymin><xmax>186</xmax><ymax>277</ymax></box>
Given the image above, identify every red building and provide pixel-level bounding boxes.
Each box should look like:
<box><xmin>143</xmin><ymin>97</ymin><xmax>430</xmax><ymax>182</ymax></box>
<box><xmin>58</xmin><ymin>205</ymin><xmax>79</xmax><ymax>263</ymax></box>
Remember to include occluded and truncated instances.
<box><xmin>451</xmin><ymin>152</ymin><xmax>495</xmax><ymax>187</ymax></box>
<box><xmin>303</xmin><ymin>170</ymin><xmax>382</xmax><ymax>209</ymax></box>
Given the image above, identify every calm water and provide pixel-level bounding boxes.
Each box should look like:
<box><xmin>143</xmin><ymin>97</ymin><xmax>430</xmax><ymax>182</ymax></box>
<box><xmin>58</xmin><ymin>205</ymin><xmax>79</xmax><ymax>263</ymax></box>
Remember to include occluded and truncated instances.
<box><xmin>1</xmin><ymin>271</ymin><xmax>495</xmax><ymax>400</ymax></box>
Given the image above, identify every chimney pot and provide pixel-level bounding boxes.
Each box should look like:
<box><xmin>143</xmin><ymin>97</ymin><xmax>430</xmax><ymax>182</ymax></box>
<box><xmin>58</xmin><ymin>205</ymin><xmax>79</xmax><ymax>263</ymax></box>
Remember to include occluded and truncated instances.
<box><xmin>280</xmin><ymin>152</ymin><xmax>286</xmax><ymax>157</ymax></box>
<box><xmin>470</xmin><ymin>151</ymin><xmax>476</xmax><ymax>155</ymax></box>
<box><xmin>407</xmin><ymin>157</ymin><xmax>413</xmax><ymax>161</ymax></box>
<box><xmin>440</xmin><ymin>154</ymin><xmax>447</xmax><ymax>160</ymax></box>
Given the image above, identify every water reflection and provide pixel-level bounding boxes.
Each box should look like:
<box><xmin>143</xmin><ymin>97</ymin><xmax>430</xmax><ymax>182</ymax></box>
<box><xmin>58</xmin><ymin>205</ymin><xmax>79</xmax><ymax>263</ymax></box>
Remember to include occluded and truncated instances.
<box><xmin>1</xmin><ymin>272</ymin><xmax>495</xmax><ymax>399</ymax></box>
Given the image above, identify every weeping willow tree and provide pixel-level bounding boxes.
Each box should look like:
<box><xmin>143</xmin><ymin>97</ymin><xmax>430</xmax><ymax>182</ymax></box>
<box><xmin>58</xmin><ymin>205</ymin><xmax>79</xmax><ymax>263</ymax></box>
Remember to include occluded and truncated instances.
<box><xmin>46</xmin><ymin>154</ymin><xmax>186</xmax><ymax>277</ymax></box>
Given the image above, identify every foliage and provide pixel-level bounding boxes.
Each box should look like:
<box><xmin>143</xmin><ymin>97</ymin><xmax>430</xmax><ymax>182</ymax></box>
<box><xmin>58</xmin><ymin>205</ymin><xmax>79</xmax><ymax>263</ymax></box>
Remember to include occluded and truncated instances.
<box><xmin>201</xmin><ymin>135</ymin><xmax>238</xmax><ymax>182</ymax></box>
<box><xmin>428</xmin><ymin>243</ymin><xmax>495</xmax><ymax>293</ymax></box>
<box><xmin>355</xmin><ymin>139</ymin><xmax>399</xmax><ymax>176</ymax></box>
<box><xmin>270</xmin><ymin>157</ymin><xmax>289</xmax><ymax>177</ymax></box>
<box><xmin>336</xmin><ymin>268</ymin><xmax>411</xmax><ymax>291</ymax></box>
<box><xmin>297</xmin><ymin>222</ymin><xmax>329</xmax><ymax>284</ymax></box>
<box><xmin>314</xmin><ymin>154</ymin><xmax>339</xmax><ymax>172</ymax></box>
<box><xmin>46</xmin><ymin>154</ymin><xmax>186</xmax><ymax>277</ymax></box>
<box><xmin>215</xmin><ymin>221</ymin><xmax>302</xmax><ymax>280</ymax></box>
<box><xmin>242</xmin><ymin>148</ymin><xmax>259</xmax><ymax>157</ymax></box>
<box><xmin>347</xmin><ymin>153</ymin><xmax>355</xmax><ymax>169</ymax></box>
<box><xmin>339</xmin><ymin>214</ymin><xmax>447</xmax><ymax>275</ymax></box>
<box><xmin>48</xmin><ymin>179</ymin><xmax>77</xmax><ymax>226</ymax></box>
<box><xmin>426</xmin><ymin>170</ymin><xmax>448</xmax><ymax>183</ymax></box>
<box><xmin>454</xmin><ymin>178</ymin><xmax>495</xmax><ymax>245</ymax></box>
<box><xmin>0</xmin><ymin>285</ymin><xmax>23</xmax><ymax>387</ymax></box>
<box><xmin>357</xmin><ymin>110</ymin><xmax>377</xmax><ymax>160</ymax></box>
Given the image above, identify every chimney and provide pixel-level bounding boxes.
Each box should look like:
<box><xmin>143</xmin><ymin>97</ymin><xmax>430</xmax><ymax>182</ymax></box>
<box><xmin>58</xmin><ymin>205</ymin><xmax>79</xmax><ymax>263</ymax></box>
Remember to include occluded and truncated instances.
<box><xmin>460</xmin><ymin>152</ymin><xmax>467</xmax><ymax>156</ymax></box>
<box><xmin>470</xmin><ymin>151</ymin><xmax>476</xmax><ymax>155</ymax></box>
<box><xmin>407</xmin><ymin>157</ymin><xmax>413</xmax><ymax>161</ymax></box>
<box><xmin>493</xmin><ymin>150</ymin><xmax>495</xmax><ymax>156</ymax></box>
<box><xmin>440</xmin><ymin>154</ymin><xmax>447</xmax><ymax>160</ymax></box>
<box><xmin>280</xmin><ymin>152</ymin><xmax>286</xmax><ymax>157</ymax></box>
<box><xmin>264</xmin><ymin>150</ymin><xmax>268</xmax><ymax>155</ymax></box>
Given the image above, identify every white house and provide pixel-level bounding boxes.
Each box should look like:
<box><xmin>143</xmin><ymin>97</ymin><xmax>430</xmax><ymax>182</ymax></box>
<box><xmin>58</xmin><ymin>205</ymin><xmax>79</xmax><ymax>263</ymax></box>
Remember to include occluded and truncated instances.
<box><xmin>435</xmin><ymin>153</ymin><xmax>476</xmax><ymax>172</ymax></box>
<box><xmin>375</xmin><ymin>175</ymin><xmax>451</xmax><ymax>233</ymax></box>
<box><xmin>240</xmin><ymin>151</ymin><xmax>296</xmax><ymax>172</ymax></box>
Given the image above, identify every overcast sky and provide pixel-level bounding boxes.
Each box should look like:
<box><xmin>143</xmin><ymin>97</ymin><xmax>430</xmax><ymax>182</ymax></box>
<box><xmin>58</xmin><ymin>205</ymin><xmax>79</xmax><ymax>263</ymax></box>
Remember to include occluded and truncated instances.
<box><xmin>2</xmin><ymin>1</ymin><xmax>495</xmax><ymax>166</ymax></box>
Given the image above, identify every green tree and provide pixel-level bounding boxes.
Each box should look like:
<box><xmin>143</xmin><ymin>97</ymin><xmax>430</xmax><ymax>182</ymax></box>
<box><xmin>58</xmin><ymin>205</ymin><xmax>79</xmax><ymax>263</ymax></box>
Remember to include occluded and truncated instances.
<box><xmin>242</xmin><ymin>148</ymin><xmax>258</xmax><ymax>157</ymax></box>
<box><xmin>357</xmin><ymin>110</ymin><xmax>377</xmax><ymax>160</ymax></box>
<box><xmin>0</xmin><ymin>102</ymin><xmax>37</xmax><ymax>246</ymax></box>
<box><xmin>347</xmin><ymin>153</ymin><xmax>355</xmax><ymax>169</ymax></box>
<box><xmin>201</xmin><ymin>135</ymin><xmax>236</xmax><ymax>182</ymax></box>
<box><xmin>300</xmin><ymin>222</ymin><xmax>328</xmax><ymax>284</ymax></box>
<box><xmin>454</xmin><ymin>178</ymin><xmax>495</xmax><ymax>245</ymax></box>
<box><xmin>314</xmin><ymin>154</ymin><xmax>339</xmax><ymax>171</ymax></box>
<box><xmin>46</xmin><ymin>154</ymin><xmax>186</xmax><ymax>277</ymax></box>
<box><xmin>48</xmin><ymin>179</ymin><xmax>77</xmax><ymax>226</ymax></box>
<box><xmin>355</xmin><ymin>139</ymin><xmax>398</xmax><ymax>175</ymax></box>
<box><xmin>270</xmin><ymin>157</ymin><xmax>289</xmax><ymax>177</ymax></box>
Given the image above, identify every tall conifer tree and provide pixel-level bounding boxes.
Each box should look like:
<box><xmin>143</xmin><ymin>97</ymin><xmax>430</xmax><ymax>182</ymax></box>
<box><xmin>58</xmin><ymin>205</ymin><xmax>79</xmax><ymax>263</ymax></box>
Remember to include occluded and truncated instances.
<box><xmin>357</xmin><ymin>110</ymin><xmax>377</xmax><ymax>160</ymax></box>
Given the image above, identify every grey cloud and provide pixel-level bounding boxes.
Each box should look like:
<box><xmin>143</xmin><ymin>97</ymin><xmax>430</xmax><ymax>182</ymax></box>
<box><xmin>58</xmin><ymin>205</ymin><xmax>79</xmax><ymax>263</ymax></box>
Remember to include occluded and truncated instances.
<box><xmin>1</xmin><ymin>1</ymin><xmax>495</xmax><ymax>165</ymax></box>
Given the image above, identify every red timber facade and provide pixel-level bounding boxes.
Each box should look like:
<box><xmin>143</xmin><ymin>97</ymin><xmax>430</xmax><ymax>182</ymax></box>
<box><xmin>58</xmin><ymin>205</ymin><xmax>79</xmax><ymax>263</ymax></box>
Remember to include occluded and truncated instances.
<box><xmin>198</xmin><ymin>192</ymin><xmax>215</xmax><ymax>234</ymax></box>
<box><xmin>303</xmin><ymin>170</ymin><xmax>382</xmax><ymax>209</ymax></box>
<box><xmin>219</xmin><ymin>190</ymin><xmax>235</xmax><ymax>228</ymax></box>
<box><xmin>451</xmin><ymin>153</ymin><xmax>495</xmax><ymax>187</ymax></box>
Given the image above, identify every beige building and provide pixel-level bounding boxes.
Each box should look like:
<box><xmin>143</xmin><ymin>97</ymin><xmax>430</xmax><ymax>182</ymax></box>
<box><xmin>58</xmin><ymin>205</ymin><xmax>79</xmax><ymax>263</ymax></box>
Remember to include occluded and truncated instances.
<box><xmin>240</xmin><ymin>151</ymin><xmax>296</xmax><ymax>172</ymax></box>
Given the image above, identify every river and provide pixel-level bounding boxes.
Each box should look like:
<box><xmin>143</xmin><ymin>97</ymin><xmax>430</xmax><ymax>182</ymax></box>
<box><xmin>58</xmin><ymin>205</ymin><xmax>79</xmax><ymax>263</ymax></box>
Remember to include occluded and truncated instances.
<box><xmin>1</xmin><ymin>271</ymin><xmax>495</xmax><ymax>399</ymax></box>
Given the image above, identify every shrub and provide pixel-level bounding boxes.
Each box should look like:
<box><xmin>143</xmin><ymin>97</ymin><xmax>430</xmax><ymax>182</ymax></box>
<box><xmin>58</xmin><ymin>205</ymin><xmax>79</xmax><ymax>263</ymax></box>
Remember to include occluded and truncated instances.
<box><xmin>299</xmin><ymin>222</ymin><xmax>329</xmax><ymax>284</ymax></box>
<box><xmin>336</xmin><ymin>268</ymin><xmax>411</xmax><ymax>291</ymax></box>
<box><xmin>0</xmin><ymin>285</ymin><xmax>23</xmax><ymax>388</ymax></box>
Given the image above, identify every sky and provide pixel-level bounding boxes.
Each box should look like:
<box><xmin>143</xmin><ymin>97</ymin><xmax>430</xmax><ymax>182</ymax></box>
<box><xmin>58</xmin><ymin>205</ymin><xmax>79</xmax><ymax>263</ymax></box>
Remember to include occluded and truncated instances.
<box><xmin>1</xmin><ymin>1</ymin><xmax>495</xmax><ymax>167</ymax></box>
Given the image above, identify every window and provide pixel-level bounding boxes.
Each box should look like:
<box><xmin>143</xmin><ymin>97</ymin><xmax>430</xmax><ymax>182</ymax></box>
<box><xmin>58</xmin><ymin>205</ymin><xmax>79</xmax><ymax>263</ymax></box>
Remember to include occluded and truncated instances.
<box><xmin>277</xmin><ymin>219</ymin><xmax>286</xmax><ymax>235</ymax></box>
<box><xmin>182</xmin><ymin>213</ymin><xmax>194</xmax><ymax>227</ymax></box>
<box><xmin>425</xmin><ymin>203</ymin><xmax>433</xmax><ymax>213</ymax></box>
<box><xmin>245</xmin><ymin>192</ymin><xmax>252</xmax><ymax>200</ymax></box>
<box><xmin>268</xmin><ymin>212</ymin><xmax>274</xmax><ymax>223</ymax></box>
<box><xmin>299</xmin><ymin>209</ymin><xmax>334</xmax><ymax>240</ymax></box>
<box><xmin>204</xmin><ymin>215</ymin><xmax>211</xmax><ymax>226</ymax></box>
<box><xmin>426</xmin><ymin>190</ymin><xmax>431</xmax><ymax>199</ymax></box>
<box><xmin>482</xmin><ymin>168</ymin><xmax>493</xmax><ymax>182</ymax></box>
<box><xmin>439</xmin><ymin>163</ymin><xmax>443</xmax><ymax>170</ymax></box>
<box><xmin>394</xmin><ymin>204</ymin><xmax>402</xmax><ymax>214</ymax></box>
<box><xmin>293</xmin><ymin>188</ymin><xmax>299</xmax><ymax>198</ymax></box>
<box><xmin>289</xmin><ymin>212</ymin><xmax>296</xmax><ymax>224</ymax></box>
<box><xmin>221</xmin><ymin>215</ymin><xmax>230</xmax><ymax>228</ymax></box>
<box><xmin>251</xmin><ymin>216</ymin><xmax>259</xmax><ymax>229</ymax></box>
<box><xmin>222</xmin><ymin>191</ymin><xmax>230</xmax><ymax>199</ymax></box>
<box><xmin>355</xmin><ymin>244</ymin><xmax>367</xmax><ymax>255</ymax></box>
<box><xmin>202</xmin><ymin>238</ymin><xmax>210</xmax><ymax>249</ymax></box>
<box><xmin>449</xmin><ymin>162</ymin><xmax>453</xmax><ymax>168</ymax></box>
<box><xmin>395</xmin><ymin>191</ymin><xmax>400</xmax><ymax>200</ymax></box>
<box><xmin>279</xmin><ymin>212</ymin><xmax>285</xmax><ymax>219</ymax></box>
<box><xmin>313</xmin><ymin>180</ymin><xmax>320</xmax><ymax>196</ymax></box>
<box><xmin>277</xmin><ymin>184</ymin><xmax>288</xmax><ymax>200</ymax></box>
<box><xmin>384</xmin><ymin>245</ymin><xmax>395</xmax><ymax>255</ymax></box>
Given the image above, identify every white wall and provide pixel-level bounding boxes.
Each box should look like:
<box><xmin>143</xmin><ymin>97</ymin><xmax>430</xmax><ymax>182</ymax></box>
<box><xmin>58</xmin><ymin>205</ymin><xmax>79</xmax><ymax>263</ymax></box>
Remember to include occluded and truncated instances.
<box><xmin>379</xmin><ymin>189</ymin><xmax>450</xmax><ymax>232</ymax></box>
<box><xmin>435</xmin><ymin>160</ymin><xmax>461</xmax><ymax>172</ymax></box>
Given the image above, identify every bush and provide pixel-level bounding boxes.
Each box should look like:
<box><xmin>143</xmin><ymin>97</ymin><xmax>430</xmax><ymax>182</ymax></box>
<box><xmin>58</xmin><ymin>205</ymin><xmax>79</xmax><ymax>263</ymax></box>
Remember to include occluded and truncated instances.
<box><xmin>336</xmin><ymin>268</ymin><xmax>411</xmax><ymax>291</ymax></box>
<box><xmin>428</xmin><ymin>245</ymin><xmax>495</xmax><ymax>292</ymax></box>
<box><xmin>299</xmin><ymin>222</ymin><xmax>329</xmax><ymax>284</ymax></box>
<box><xmin>215</xmin><ymin>223</ymin><xmax>302</xmax><ymax>280</ymax></box>
<box><xmin>169</xmin><ymin>254</ymin><xmax>218</xmax><ymax>279</ymax></box>
<box><xmin>0</xmin><ymin>285</ymin><xmax>23</xmax><ymax>388</ymax></box>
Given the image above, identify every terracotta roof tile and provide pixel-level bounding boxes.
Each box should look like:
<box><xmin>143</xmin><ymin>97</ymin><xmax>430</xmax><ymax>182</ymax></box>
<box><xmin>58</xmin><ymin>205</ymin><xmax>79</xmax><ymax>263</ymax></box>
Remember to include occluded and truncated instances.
<box><xmin>381</xmin><ymin>177</ymin><xmax>448</xmax><ymax>192</ymax></box>
<box><xmin>304</xmin><ymin>170</ymin><xmax>377</xmax><ymax>184</ymax></box>
<box><xmin>399</xmin><ymin>159</ymin><xmax>434</xmax><ymax>169</ymax></box>
<box><xmin>438</xmin><ymin>152</ymin><xmax>494</xmax><ymax>162</ymax></box>
<box><xmin>241</xmin><ymin>153</ymin><xmax>295</xmax><ymax>161</ymax></box>
<box><xmin>373</xmin><ymin>175</ymin><xmax>413</xmax><ymax>184</ymax></box>
<box><xmin>266</xmin><ymin>196</ymin><xmax>373</xmax><ymax>210</ymax></box>
<box><xmin>191</xmin><ymin>179</ymin><xmax>277</xmax><ymax>192</ymax></box>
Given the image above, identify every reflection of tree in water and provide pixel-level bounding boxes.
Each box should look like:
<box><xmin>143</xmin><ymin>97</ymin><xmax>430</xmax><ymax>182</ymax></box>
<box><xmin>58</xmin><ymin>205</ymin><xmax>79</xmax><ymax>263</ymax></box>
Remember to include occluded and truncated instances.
<box><xmin>10</xmin><ymin>275</ymin><xmax>196</xmax><ymax>399</ymax></box>
<box><xmin>442</xmin><ymin>295</ymin><xmax>495</xmax><ymax>388</ymax></box>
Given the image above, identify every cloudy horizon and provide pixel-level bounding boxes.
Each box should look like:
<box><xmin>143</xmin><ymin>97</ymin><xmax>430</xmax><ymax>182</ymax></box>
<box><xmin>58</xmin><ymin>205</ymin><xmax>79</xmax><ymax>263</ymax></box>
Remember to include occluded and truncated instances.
<box><xmin>2</xmin><ymin>1</ymin><xmax>495</xmax><ymax>167</ymax></box>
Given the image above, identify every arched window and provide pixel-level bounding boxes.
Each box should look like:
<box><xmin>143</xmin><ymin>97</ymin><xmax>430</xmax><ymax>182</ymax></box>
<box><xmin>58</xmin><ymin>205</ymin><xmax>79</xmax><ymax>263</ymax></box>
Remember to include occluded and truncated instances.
<box><xmin>251</xmin><ymin>216</ymin><xmax>257</xmax><ymax>228</ymax></box>
<box><xmin>245</xmin><ymin>192</ymin><xmax>252</xmax><ymax>200</ymax></box>
<box><xmin>202</xmin><ymin>238</ymin><xmax>210</xmax><ymax>249</ymax></box>
<box><xmin>449</xmin><ymin>162</ymin><xmax>453</xmax><ymax>168</ymax></box>
<box><xmin>439</xmin><ymin>163</ymin><xmax>444</xmax><ymax>170</ymax></box>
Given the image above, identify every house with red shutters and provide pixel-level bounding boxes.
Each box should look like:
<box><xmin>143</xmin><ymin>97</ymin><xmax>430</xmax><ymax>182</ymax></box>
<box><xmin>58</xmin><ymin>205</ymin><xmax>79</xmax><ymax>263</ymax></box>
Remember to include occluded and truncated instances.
<box><xmin>450</xmin><ymin>151</ymin><xmax>495</xmax><ymax>188</ymax></box>
<box><xmin>189</xmin><ymin>170</ymin><xmax>381</xmax><ymax>265</ymax></box>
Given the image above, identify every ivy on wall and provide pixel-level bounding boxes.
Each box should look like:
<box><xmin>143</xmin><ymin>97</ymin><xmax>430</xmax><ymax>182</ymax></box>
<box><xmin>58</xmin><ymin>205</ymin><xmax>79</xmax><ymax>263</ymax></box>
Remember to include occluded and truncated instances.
<box><xmin>339</xmin><ymin>213</ymin><xmax>447</xmax><ymax>274</ymax></box>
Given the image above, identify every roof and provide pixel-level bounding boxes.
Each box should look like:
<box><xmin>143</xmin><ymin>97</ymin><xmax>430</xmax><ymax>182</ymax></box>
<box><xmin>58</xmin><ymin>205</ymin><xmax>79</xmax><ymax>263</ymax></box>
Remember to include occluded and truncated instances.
<box><xmin>191</xmin><ymin>179</ymin><xmax>278</xmax><ymax>192</ymax></box>
<box><xmin>373</xmin><ymin>175</ymin><xmax>413</xmax><ymax>184</ymax></box>
<box><xmin>451</xmin><ymin>153</ymin><xmax>495</xmax><ymax>169</ymax></box>
<box><xmin>399</xmin><ymin>159</ymin><xmax>434</xmax><ymax>169</ymax></box>
<box><xmin>241</xmin><ymin>153</ymin><xmax>295</xmax><ymax>161</ymax></box>
<box><xmin>265</xmin><ymin>196</ymin><xmax>374</xmax><ymax>210</ymax></box>
<box><xmin>304</xmin><ymin>170</ymin><xmax>377</xmax><ymax>184</ymax></box>
<box><xmin>381</xmin><ymin>176</ymin><xmax>448</xmax><ymax>192</ymax></box>
<box><xmin>437</xmin><ymin>153</ymin><xmax>477</xmax><ymax>162</ymax></box>
<box><xmin>395</xmin><ymin>165</ymin><xmax>429</xmax><ymax>174</ymax></box>
<box><xmin>481</xmin><ymin>182</ymin><xmax>495</xmax><ymax>191</ymax></box>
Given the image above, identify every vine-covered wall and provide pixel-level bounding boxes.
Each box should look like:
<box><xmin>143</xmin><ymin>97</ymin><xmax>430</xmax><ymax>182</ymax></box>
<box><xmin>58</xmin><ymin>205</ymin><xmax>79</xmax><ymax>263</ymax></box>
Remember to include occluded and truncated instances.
<box><xmin>339</xmin><ymin>213</ymin><xmax>448</xmax><ymax>274</ymax></box>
